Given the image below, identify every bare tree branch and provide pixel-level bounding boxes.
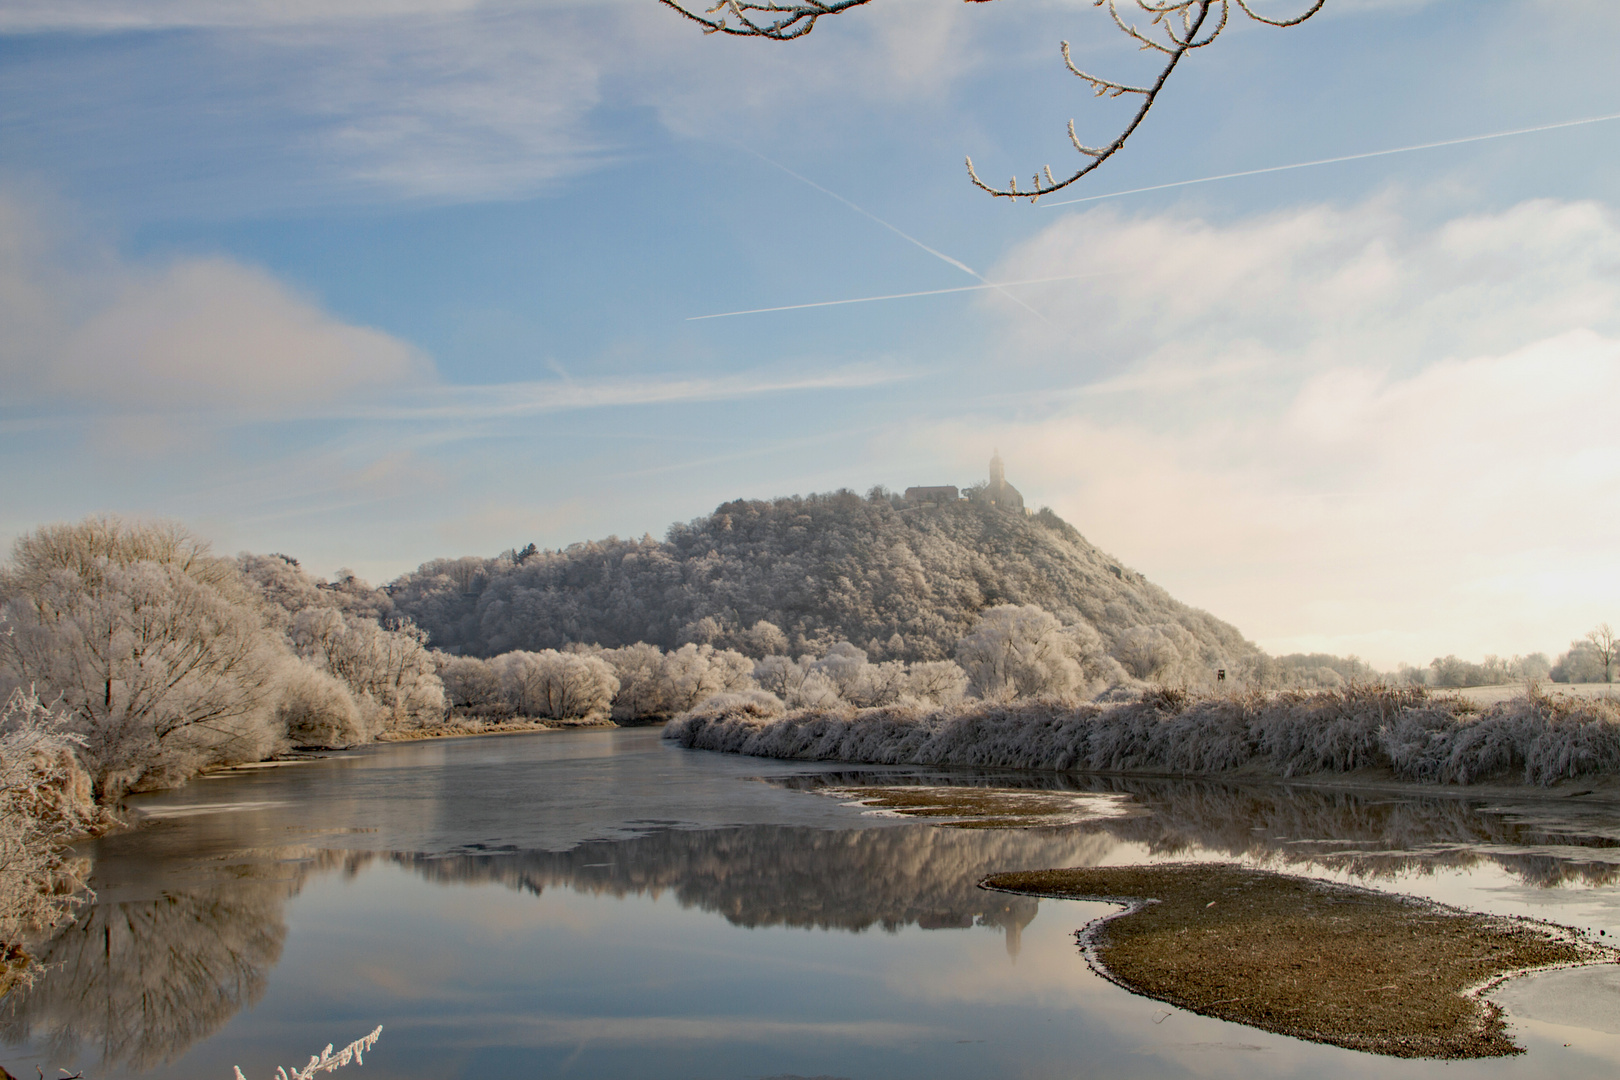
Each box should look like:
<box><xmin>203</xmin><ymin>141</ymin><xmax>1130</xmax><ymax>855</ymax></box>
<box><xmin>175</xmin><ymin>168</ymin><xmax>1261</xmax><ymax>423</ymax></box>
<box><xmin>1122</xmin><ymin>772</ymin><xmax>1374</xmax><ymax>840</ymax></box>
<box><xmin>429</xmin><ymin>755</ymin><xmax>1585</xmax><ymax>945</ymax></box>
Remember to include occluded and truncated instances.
<box><xmin>969</xmin><ymin>0</ymin><xmax>1327</xmax><ymax>202</ymax></box>
<box><xmin>656</xmin><ymin>0</ymin><xmax>875</xmax><ymax>40</ymax></box>
<box><xmin>660</xmin><ymin>0</ymin><xmax>1325</xmax><ymax>201</ymax></box>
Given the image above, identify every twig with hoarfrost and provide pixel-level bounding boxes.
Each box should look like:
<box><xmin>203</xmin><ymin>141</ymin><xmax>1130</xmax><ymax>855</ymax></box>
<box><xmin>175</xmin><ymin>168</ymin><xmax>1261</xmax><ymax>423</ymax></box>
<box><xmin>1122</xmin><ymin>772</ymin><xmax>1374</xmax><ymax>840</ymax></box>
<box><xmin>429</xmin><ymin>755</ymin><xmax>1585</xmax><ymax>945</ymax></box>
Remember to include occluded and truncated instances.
<box><xmin>658</xmin><ymin>0</ymin><xmax>1325</xmax><ymax>201</ymax></box>
<box><xmin>657</xmin><ymin>0</ymin><xmax>873</xmax><ymax>40</ymax></box>
<box><xmin>231</xmin><ymin>1027</ymin><xmax>382</xmax><ymax>1080</ymax></box>
<box><xmin>968</xmin><ymin>0</ymin><xmax>1325</xmax><ymax>203</ymax></box>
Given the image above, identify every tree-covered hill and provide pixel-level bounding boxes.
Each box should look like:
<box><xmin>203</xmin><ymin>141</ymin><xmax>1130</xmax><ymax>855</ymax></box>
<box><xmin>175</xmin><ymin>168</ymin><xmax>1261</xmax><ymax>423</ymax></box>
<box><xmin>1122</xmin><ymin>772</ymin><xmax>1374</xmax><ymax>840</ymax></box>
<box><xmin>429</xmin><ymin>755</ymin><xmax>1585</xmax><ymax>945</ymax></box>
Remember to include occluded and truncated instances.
<box><xmin>390</xmin><ymin>489</ymin><xmax>1261</xmax><ymax>679</ymax></box>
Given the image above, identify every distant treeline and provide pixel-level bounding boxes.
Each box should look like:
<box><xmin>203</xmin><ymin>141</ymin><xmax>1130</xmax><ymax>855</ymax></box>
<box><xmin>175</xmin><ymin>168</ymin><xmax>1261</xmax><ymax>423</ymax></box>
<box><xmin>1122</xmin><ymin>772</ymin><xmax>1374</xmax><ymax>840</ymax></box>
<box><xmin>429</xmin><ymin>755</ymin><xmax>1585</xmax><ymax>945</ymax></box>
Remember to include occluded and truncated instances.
<box><xmin>3</xmin><ymin>508</ymin><xmax>1611</xmax><ymax>807</ymax></box>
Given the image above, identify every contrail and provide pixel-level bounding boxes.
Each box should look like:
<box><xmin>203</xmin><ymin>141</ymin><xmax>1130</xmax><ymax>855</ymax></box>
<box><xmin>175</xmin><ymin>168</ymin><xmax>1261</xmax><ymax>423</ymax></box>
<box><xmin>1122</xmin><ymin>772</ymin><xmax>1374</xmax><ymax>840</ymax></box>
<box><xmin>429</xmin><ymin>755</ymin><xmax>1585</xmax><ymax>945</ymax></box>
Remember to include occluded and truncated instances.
<box><xmin>1041</xmin><ymin>109</ymin><xmax>1620</xmax><ymax>207</ymax></box>
<box><xmin>742</xmin><ymin>148</ymin><xmax>1051</xmax><ymax>322</ymax></box>
<box><xmin>688</xmin><ymin>274</ymin><xmax>1090</xmax><ymax>321</ymax></box>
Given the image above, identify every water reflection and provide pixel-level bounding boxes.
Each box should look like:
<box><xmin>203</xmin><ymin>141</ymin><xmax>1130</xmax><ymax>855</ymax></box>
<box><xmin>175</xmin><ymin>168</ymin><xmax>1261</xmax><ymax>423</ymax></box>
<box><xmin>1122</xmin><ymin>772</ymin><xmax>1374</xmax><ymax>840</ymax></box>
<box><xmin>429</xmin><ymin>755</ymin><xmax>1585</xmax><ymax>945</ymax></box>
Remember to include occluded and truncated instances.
<box><xmin>8</xmin><ymin>735</ymin><xmax>1620</xmax><ymax>1076</ymax></box>
<box><xmin>396</xmin><ymin>824</ymin><xmax>1118</xmax><ymax>944</ymax></box>
<box><xmin>1</xmin><ymin>883</ymin><xmax>286</xmax><ymax>1071</ymax></box>
<box><xmin>783</xmin><ymin>771</ymin><xmax>1620</xmax><ymax>885</ymax></box>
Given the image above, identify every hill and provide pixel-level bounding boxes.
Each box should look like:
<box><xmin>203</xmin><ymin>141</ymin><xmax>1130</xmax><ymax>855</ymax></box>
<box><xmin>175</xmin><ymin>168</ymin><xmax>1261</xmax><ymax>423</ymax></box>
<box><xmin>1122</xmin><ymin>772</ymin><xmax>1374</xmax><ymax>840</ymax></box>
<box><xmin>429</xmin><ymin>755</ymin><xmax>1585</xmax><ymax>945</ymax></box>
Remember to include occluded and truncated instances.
<box><xmin>390</xmin><ymin>486</ymin><xmax>1261</xmax><ymax>682</ymax></box>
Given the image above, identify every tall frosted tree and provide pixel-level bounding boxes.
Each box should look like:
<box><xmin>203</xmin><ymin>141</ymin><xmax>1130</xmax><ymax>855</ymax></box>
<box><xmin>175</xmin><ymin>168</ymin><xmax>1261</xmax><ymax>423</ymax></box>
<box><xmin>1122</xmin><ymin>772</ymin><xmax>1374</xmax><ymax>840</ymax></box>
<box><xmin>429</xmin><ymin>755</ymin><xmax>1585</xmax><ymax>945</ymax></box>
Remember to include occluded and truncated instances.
<box><xmin>0</xmin><ymin>519</ymin><xmax>287</xmax><ymax>797</ymax></box>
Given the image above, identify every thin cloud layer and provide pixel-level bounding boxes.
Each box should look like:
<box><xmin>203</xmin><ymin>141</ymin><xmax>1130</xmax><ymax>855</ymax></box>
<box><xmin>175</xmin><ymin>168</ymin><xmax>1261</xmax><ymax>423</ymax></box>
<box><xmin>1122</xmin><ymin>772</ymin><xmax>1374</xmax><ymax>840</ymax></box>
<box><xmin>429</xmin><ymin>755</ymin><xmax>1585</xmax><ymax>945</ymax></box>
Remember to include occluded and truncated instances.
<box><xmin>0</xmin><ymin>0</ymin><xmax>980</xmax><ymax>209</ymax></box>
<box><xmin>991</xmin><ymin>197</ymin><xmax>1620</xmax><ymax>376</ymax></box>
<box><xmin>942</xmin><ymin>197</ymin><xmax>1620</xmax><ymax>666</ymax></box>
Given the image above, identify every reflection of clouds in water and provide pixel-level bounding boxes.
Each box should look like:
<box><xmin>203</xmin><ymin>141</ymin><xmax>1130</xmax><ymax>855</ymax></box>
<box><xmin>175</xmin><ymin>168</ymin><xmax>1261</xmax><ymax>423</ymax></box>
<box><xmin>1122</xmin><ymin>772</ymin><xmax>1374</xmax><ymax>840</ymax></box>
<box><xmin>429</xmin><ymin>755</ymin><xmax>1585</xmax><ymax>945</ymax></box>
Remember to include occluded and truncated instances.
<box><xmin>1493</xmin><ymin>966</ymin><xmax>1620</xmax><ymax>1036</ymax></box>
<box><xmin>133</xmin><ymin>800</ymin><xmax>292</xmax><ymax>819</ymax></box>
<box><xmin>0</xmin><ymin>825</ymin><xmax>1105</xmax><ymax>1071</ymax></box>
<box><xmin>403</xmin><ymin>1012</ymin><xmax>940</xmax><ymax>1047</ymax></box>
<box><xmin>11</xmin><ymin>772</ymin><xmax>1620</xmax><ymax>1073</ymax></box>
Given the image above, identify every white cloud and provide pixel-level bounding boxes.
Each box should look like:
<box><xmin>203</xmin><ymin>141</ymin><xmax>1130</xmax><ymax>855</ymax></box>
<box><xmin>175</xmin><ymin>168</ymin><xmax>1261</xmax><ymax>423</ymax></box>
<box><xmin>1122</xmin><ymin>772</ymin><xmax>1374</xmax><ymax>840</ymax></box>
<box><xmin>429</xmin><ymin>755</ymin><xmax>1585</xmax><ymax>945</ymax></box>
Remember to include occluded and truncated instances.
<box><xmin>0</xmin><ymin>193</ymin><xmax>432</xmax><ymax>412</ymax></box>
<box><xmin>931</xmin><ymin>198</ymin><xmax>1620</xmax><ymax>667</ymax></box>
<box><xmin>990</xmin><ymin>197</ymin><xmax>1620</xmax><ymax>375</ymax></box>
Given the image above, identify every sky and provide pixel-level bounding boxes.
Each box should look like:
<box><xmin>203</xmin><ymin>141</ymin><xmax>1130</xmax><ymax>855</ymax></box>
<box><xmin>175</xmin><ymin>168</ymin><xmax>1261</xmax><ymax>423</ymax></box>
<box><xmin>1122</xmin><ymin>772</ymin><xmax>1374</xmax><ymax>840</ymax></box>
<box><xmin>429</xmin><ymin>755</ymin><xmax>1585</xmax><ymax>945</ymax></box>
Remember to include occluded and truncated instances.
<box><xmin>2</xmin><ymin>0</ymin><xmax>1618</xmax><ymax>669</ymax></box>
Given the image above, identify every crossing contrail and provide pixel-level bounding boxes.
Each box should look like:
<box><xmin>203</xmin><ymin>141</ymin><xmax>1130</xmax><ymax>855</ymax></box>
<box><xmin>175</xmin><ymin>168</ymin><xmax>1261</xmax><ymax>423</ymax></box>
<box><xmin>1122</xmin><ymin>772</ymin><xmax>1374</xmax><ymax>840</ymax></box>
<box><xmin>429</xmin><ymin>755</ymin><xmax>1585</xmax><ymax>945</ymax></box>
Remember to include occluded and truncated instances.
<box><xmin>1040</xmin><ymin>109</ymin><xmax>1620</xmax><ymax>207</ymax></box>
<box><xmin>696</xmin><ymin>109</ymin><xmax>1620</xmax><ymax>320</ymax></box>
<box><xmin>687</xmin><ymin>274</ymin><xmax>1091</xmax><ymax>321</ymax></box>
<box><xmin>742</xmin><ymin>149</ymin><xmax>1051</xmax><ymax>322</ymax></box>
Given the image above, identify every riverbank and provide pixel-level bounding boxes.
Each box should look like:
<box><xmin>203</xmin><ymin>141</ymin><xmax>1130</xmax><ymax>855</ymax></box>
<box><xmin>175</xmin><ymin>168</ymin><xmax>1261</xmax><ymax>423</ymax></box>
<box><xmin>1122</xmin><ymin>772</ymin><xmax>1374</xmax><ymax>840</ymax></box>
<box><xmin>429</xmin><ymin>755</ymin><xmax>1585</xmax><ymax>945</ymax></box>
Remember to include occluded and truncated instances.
<box><xmin>982</xmin><ymin>863</ymin><xmax>1616</xmax><ymax>1058</ymax></box>
<box><xmin>667</xmin><ymin>685</ymin><xmax>1620</xmax><ymax>791</ymax></box>
<box><xmin>373</xmin><ymin>716</ymin><xmax>617</xmax><ymax>742</ymax></box>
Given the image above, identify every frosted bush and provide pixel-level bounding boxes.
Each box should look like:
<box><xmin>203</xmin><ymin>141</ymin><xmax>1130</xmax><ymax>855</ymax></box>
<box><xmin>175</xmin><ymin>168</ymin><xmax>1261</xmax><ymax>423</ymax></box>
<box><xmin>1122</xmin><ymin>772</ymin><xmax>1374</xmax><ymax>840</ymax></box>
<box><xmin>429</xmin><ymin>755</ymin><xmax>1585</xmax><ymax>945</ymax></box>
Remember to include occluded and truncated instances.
<box><xmin>0</xmin><ymin>688</ymin><xmax>98</xmax><ymax>992</ymax></box>
<box><xmin>666</xmin><ymin>684</ymin><xmax>1620</xmax><ymax>788</ymax></box>
<box><xmin>277</xmin><ymin>665</ymin><xmax>367</xmax><ymax>748</ymax></box>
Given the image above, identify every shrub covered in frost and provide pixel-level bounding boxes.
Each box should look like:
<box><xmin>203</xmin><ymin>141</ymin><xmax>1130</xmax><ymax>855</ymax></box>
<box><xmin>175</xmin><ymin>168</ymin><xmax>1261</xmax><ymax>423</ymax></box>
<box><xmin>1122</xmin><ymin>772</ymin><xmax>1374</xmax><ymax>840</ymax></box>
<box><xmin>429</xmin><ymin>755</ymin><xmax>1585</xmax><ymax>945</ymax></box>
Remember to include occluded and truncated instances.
<box><xmin>665</xmin><ymin>684</ymin><xmax>1620</xmax><ymax>787</ymax></box>
<box><xmin>0</xmin><ymin>689</ymin><xmax>102</xmax><ymax>995</ymax></box>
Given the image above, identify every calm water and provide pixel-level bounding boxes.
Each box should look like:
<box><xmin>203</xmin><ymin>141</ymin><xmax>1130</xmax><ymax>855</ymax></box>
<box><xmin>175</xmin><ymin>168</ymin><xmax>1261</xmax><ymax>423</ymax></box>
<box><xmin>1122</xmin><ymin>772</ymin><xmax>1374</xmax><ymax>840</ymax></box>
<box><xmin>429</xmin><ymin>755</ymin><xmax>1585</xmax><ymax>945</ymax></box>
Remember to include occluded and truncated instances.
<box><xmin>5</xmin><ymin>727</ymin><xmax>1620</xmax><ymax>1079</ymax></box>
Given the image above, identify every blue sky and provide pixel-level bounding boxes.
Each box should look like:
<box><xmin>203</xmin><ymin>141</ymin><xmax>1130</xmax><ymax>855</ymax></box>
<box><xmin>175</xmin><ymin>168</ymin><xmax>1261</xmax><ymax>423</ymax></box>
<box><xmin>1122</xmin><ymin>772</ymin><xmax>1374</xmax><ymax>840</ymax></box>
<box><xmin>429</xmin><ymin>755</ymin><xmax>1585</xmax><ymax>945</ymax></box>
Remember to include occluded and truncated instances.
<box><xmin>3</xmin><ymin>0</ymin><xmax>1619</xmax><ymax>667</ymax></box>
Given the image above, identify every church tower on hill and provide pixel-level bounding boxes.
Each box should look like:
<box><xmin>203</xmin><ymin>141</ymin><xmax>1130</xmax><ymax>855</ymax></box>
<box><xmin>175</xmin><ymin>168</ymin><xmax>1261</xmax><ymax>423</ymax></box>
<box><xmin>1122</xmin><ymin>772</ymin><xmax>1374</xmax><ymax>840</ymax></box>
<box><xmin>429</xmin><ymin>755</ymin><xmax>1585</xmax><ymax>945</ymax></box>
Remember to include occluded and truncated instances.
<box><xmin>981</xmin><ymin>450</ymin><xmax>1025</xmax><ymax>514</ymax></box>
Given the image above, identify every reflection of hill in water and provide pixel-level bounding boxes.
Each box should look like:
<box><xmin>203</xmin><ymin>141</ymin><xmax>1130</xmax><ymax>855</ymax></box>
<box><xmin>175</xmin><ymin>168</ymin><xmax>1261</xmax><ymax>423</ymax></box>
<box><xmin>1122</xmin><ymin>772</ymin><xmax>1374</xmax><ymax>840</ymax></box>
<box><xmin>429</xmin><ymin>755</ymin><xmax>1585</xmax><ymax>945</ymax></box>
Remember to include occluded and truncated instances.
<box><xmin>8</xmin><ymin>776</ymin><xmax>1620</xmax><ymax>1073</ymax></box>
<box><xmin>397</xmin><ymin>824</ymin><xmax>1115</xmax><ymax>945</ymax></box>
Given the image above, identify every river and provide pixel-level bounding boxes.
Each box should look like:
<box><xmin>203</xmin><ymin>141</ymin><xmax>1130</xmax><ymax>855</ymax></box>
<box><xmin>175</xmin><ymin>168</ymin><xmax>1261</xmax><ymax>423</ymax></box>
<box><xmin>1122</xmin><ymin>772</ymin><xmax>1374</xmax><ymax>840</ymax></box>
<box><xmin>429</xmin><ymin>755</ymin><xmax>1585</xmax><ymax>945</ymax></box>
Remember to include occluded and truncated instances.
<box><xmin>4</xmin><ymin>727</ymin><xmax>1620</xmax><ymax>1079</ymax></box>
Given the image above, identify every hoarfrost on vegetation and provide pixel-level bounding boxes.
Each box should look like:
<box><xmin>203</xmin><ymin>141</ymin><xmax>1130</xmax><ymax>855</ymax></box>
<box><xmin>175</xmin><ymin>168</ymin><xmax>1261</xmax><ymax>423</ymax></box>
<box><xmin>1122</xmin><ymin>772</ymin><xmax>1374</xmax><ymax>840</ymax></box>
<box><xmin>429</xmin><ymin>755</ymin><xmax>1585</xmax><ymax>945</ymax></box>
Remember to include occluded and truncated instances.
<box><xmin>232</xmin><ymin>1025</ymin><xmax>381</xmax><ymax>1080</ymax></box>
<box><xmin>668</xmin><ymin>683</ymin><xmax>1620</xmax><ymax>788</ymax></box>
<box><xmin>0</xmin><ymin>688</ymin><xmax>98</xmax><ymax>992</ymax></box>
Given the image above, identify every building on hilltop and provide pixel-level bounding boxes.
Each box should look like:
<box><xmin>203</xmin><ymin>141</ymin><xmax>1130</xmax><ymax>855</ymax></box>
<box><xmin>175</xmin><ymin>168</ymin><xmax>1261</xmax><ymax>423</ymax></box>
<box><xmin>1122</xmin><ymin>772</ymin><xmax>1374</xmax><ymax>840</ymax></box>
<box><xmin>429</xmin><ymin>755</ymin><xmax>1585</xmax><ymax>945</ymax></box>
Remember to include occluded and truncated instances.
<box><xmin>901</xmin><ymin>453</ymin><xmax>1026</xmax><ymax>514</ymax></box>
<box><xmin>975</xmin><ymin>450</ymin><xmax>1025</xmax><ymax>514</ymax></box>
<box><xmin>902</xmin><ymin>485</ymin><xmax>959</xmax><ymax>506</ymax></box>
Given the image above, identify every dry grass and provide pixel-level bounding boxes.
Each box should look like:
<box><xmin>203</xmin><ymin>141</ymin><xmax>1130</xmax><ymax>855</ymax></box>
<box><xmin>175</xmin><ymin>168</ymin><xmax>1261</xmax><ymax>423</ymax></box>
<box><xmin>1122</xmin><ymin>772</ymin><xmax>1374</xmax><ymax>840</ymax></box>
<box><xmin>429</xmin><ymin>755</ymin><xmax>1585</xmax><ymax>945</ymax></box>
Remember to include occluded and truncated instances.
<box><xmin>983</xmin><ymin>863</ymin><xmax>1615</xmax><ymax>1058</ymax></box>
<box><xmin>820</xmin><ymin>784</ymin><xmax>1128</xmax><ymax>828</ymax></box>
<box><xmin>375</xmin><ymin>717</ymin><xmax>615</xmax><ymax>742</ymax></box>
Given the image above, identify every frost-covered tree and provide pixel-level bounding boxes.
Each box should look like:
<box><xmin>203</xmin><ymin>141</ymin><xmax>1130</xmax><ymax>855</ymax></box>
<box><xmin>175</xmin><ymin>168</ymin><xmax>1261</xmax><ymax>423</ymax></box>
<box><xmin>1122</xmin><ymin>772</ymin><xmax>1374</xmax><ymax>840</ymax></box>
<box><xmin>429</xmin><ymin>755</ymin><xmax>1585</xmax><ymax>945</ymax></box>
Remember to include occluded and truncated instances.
<box><xmin>955</xmin><ymin>604</ymin><xmax>1091</xmax><ymax>701</ymax></box>
<box><xmin>275</xmin><ymin>668</ymin><xmax>367</xmax><ymax>748</ymax></box>
<box><xmin>599</xmin><ymin>642</ymin><xmax>674</xmax><ymax>721</ymax></box>
<box><xmin>752</xmin><ymin>655</ymin><xmax>807</xmax><ymax>701</ymax></box>
<box><xmin>905</xmin><ymin>660</ymin><xmax>969</xmax><ymax>708</ymax></box>
<box><xmin>435</xmin><ymin>653</ymin><xmax>505</xmax><ymax>716</ymax></box>
<box><xmin>288</xmin><ymin>608</ymin><xmax>443</xmax><ymax>732</ymax></box>
<box><xmin>0</xmin><ymin>519</ymin><xmax>288</xmax><ymax>797</ymax></box>
<box><xmin>240</xmin><ymin>555</ymin><xmax>446</xmax><ymax>736</ymax></box>
<box><xmin>1588</xmin><ymin>623</ymin><xmax>1617</xmax><ymax>684</ymax></box>
<box><xmin>663</xmin><ymin>644</ymin><xmax>754</xmax><ymax>712</ymax></box>
<box><xmin>1553</xmin><ymin>638</ymin><xmax>1610</xmax><ymax>684</ymax></box>
<box><xmin>494</xmin><ymin>650</ymin><xmax>619</xmax><ymax>721</ymax></box>
<box><xmin>741</xmin><ymin>620</ymin><xmax>789</xmax><ymax>657</ymax></box>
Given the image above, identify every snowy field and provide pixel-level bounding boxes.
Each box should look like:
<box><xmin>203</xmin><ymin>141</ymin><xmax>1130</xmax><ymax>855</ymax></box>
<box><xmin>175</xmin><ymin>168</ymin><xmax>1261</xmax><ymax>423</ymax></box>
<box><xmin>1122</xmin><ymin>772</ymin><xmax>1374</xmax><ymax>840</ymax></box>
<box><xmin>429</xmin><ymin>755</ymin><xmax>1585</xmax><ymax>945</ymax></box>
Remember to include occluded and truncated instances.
<box><xmin>1448</xmin><ymin>683</ymin><xmax>1618</xmax><ymax>705</ymax></box>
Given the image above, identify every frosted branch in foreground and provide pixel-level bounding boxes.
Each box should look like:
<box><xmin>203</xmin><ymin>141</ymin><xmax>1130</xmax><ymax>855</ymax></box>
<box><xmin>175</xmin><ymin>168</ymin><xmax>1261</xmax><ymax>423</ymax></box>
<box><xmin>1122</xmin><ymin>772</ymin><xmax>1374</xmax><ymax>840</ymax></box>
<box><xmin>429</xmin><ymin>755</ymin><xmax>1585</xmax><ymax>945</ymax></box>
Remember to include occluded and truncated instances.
<box><xmin>232</xmin><ymin>1027</ymin><xmax>382</xmax><ymax>1080</ymax></box>
<box><xmin>658</xmin><ymin>0</ymin><xmax>1325</xmax><ymax>201</ymax></box>
<box><xmin>968</xmin><ymin>0</ymin><xmax>1325</xmax><ymax>201</ymax></box>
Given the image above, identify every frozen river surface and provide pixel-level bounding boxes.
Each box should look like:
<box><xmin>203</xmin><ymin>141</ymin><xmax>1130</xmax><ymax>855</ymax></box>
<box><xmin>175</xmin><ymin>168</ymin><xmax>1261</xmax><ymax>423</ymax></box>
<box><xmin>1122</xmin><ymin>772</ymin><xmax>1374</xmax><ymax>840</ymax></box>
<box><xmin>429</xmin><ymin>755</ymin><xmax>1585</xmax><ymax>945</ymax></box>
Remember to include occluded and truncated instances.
<box><xmin>5</xmin><ymin>727</ymin><xmax>1620</xmax><ymax>1079</ymax></box>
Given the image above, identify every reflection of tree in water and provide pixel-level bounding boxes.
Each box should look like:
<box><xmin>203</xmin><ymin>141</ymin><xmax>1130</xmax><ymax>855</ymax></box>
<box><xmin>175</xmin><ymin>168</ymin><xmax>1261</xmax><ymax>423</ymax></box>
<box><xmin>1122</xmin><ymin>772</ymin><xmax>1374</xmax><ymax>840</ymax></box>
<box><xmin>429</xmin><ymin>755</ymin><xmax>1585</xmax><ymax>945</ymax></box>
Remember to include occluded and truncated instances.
<box><xmin>779</xmin><ymin>771</ymin><xmax>1620</xmax><ymax>887</ymax></box>
<box><xmin>398</xmin><ymin>825</ymin><xmax>1116</xmax><ymax>954</ymax></box>
<box><xmin>0</xmin><ymin>850</ymin><xmax>365</xmax><ymax>1074</ymax></box>
<box><xmin>8</xmin><ymin>773</ymin><xmax>1620</xmax><ymax>1074</ymax></box>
